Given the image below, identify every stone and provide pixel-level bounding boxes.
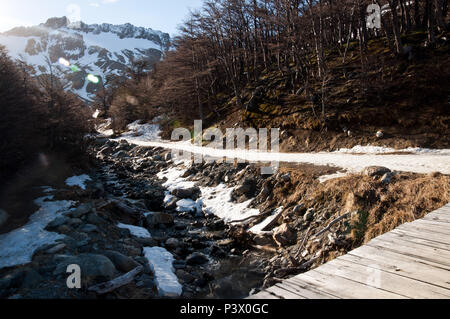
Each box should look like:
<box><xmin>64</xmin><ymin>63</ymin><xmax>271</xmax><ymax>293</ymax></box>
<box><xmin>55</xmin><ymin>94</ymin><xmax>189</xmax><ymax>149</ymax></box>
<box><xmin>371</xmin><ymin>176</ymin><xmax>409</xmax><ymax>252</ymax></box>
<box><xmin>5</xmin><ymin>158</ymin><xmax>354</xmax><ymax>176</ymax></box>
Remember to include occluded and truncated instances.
<box><xmin>86</xmin><ymin>213</ymin><xmax>106</xmax><ymax>225</ymax></box>
<box><xmin>171</xmin><ymin>187</ymin><xmax>201</xmax><ymax>200</ymax></box>
<box><xmin>103</xmin><ymin>250</ymin><xmax>140</xmax><ymax>273</ymax></box>
<box><xmin>253</xmin><ymin>234</ymin><xmax>274</xmax><ymax>246</ymax></box>
<box><xmin>145</xmin><ymin>212</ymin><xmax>174</xmax><ymax>228</ymax></box>
<box><xmin>165</xmin><ymin>238</ymin><xmax>180</xmax><ymax>250</ymax></box>
<box><xmin>176</xmin><ymin>270</ymin><xmax>195</xmax><ymax>284</ymax></box>
<box><xmin>165</xmin><ymin>197</ymin><xmax>179</xmax><ymax>210</ymax></box>
<box><xmin>380</xmin><ymin>173</ymin><xmax>393</xmax><ymax>184</ymax></box>
<box><xmin>292</xmin><ymin>204</ymin><xmax>305</xmax><ymax>214</ymax></box>
<box><xmin>53</xmin><ymin>254</ymin><xmax>117</xmax><ymax>285</ymax></box>
<box><xmin>186</xmin><ymin>252</ymin><xmax>209</xmax><ymax>265</ymax></box>
<box><xmin>68</xmin><ymin>218</ymin><xmax>83</xmax><ymax>226</ymax></box>
<box><xmin>272</xmin><ymin>224</ymin><xmax>297</xmax><ymax>247</ymax></box>
<box><xmin>0</xmin><ymin>209</ymin><xmax>9</xmax><ymax>228</ymax></box>
<box><xmin>46</xmin><ymin>216</ymin><xmax>69</xmax><ymax>230</ymax></box>
<box><xmin>80</xmin><ymin>224</ymin><xmax>98</xmax><ymax>233</ymax></box>
<box><xmin>303</xmin><ymin>208</ymin><xmax>315</xmax><ymax>222</ymax></box>
<box><xmin>21</xmin><ymin>269</ymin><xmax>43</xmax><ymax>288</ymax></box>
<box><xmin>70</xmin><ymin>203</ymin><xmax>93</xmax><ymax>218</ymax></box>
<box><xmin>46</xmin><ymin>243</ymin><xmax>66</xmax><ymax>254</ymax></box>
<box><xmin>363</xmin><ymin>166</ymin><xmax>391</xmax><ymax>177</ymax></box>
<box><xmin>136</xmin><ymin>237</ymin><xmax>158</xmax><ymax>247</ymax></box>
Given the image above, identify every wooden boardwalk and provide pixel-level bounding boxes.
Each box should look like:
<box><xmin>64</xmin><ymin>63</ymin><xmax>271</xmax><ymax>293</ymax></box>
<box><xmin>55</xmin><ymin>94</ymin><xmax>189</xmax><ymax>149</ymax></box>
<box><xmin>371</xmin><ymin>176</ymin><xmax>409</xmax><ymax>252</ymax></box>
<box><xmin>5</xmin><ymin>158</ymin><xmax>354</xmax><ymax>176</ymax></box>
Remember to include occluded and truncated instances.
<box><xmin>249</xmin><ymin>204</ymin><xmax>450</xmax><ymax>299</ymax></box>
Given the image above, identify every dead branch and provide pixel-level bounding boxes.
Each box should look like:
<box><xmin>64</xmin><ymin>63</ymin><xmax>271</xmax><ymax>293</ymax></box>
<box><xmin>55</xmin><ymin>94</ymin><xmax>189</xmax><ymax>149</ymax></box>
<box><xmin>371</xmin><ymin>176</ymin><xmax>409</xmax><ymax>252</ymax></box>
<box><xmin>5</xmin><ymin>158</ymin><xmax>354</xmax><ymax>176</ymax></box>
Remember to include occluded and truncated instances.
<box><xmin>88</xmin><ymin>266</ymin><xmax>143</xmax><ymax>295</ymax></box>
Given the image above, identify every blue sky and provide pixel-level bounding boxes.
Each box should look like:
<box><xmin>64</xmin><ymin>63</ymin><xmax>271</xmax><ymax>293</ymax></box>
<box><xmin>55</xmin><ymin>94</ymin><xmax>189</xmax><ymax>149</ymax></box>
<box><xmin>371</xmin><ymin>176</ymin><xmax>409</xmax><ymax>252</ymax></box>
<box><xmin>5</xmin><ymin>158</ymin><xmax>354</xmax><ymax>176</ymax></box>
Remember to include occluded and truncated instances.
<box><xmin>0</xmin><ymin>0</ymin><xmax>204</xmax><ymax>35</ymax></box>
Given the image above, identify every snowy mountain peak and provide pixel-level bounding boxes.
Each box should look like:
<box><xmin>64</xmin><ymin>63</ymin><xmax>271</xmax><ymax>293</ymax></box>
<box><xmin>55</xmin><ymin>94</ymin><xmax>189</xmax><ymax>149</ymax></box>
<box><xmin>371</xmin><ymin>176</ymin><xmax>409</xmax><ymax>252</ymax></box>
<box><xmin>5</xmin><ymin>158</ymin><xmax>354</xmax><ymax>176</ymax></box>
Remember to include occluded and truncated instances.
<box><xmin>0</xmin><ymin>17</ymin><xmax>171</xmax><ymax>101</ymax></box>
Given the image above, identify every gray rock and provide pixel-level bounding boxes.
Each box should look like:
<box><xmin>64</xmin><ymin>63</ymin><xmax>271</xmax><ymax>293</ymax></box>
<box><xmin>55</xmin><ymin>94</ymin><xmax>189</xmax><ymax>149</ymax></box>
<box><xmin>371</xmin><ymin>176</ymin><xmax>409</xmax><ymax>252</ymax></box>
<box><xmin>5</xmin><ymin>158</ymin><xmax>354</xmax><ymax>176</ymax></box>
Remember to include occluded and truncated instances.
<box><xmin>47</xmin><ymin>216</ymin><xmax>69</xmax><ymax>230</ymax></box>
<box><xmin>364</xmin><ymin>166</ymin><xmax>391</xmax><ymax>177</ymax></box>
<box><xmin>0</xmin><ymin>209</ymin><xmax>9</xmax><ymax>228</ymax></box>
<box><xmin>171</xmin><ymin>187</ymin><xmax>201</xmax><ymax>200</ymax></box>
<box><xmin>145</xmin><ymin>212</ymin><xmax>174</xmax><ymax>228</ymax></box>
<box><xmin>103</xmin><ymin>250</ymin><xmax>140</xmax><ymax>273</ymax></box>
<box><xmin>46</xmin><ymin>243</ymin><xmax>67</xmax><ymax>254</ymax></box>
<box><xmin>54</xmin><ymin>254</ymin><xmax>117</xmax><ymax>285</ymax></box>
<box><xmin>303</xmin><ymin>208</ymin><xmax>315</xmax><ymax>222</ymax></box>
<box><xmin>165</xmin><ymin>238</ymin><xmax>180</xmax><ymax>250</ymax></box>
<box><xmin>21</xmin><ymin>269</ymin><xmax>43</xmax><ymax>288</ymax></box>
<box><xmin>381</xmin><ymin>172</ymin><xmax>393</xmax><ymax>184</ymax></box>
<box><xmin>186</xmin><ymin>252</ymin><xmax>209</xmax><ymax>265</ymax></box>
<box><xmin>272</xmin><ymin>224</ymin><xmax>297</xmax><ymax>247</ymax></box>
<box><xmin>70</xmin><ymin>203</ymin><xmax>93</xmax><ymax>218</ymax></box>
<box><xmin>80</xmin><ymin>224</ymin><xmax>98</xmax><ymax>233</ymax></box>
<box><xmin>86</xmin><ymin>213</ymin><xmax>106</xmax><ymax>225</ymax></box>
<box><xmin>67</xmin><ymin>218</ymin><xmax>83</xmax><ymax>226</ymax></box>
<box><xmin>164</xmin><ymin>197</ymin><xmax>179</xmax><ymax>210</ymax></box>
<box><xmin>293</xmin><ymin>204</ymin><xmax>305</xmax><ymax>214</ymax></box>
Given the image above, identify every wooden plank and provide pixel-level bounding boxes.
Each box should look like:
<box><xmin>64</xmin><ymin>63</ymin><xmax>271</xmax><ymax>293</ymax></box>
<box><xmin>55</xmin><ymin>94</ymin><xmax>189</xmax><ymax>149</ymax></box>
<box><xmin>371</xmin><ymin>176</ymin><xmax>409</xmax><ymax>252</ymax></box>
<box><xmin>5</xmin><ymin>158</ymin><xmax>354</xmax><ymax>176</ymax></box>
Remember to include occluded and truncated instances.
<box><xmin>397</xmin><ymin>223</ymin><xmax>450</xmax><ymax>239</ymax></box>
<box><xmin>290</xmin><ymin>270</ymin><xmax>407</xmax><ymax>299</ymax></box>
<box><xmin>265</xmin><ymin>285</ymin><xmax>307</xmax><ymax>299</ymax></box>
<box><xmin>367</xmin><ymin>237</ymin><xmax>450</xmax><ymax>267</ymax></box>
<box><xmin>345</xmin><ymin>246</ymin><xmax>450</xmax><ymax>288</ymax></box>
<box><xmin>424</xmin><ymin>212</ymin><xmax>450</xmax><ymax>223</ymax></box>
<box><xmin>375</xmin><ymin>231</ymin><xmax>450</xmax><ymax>252</ymax></box>
<box><xmin>316</xmin><ymin>258</ymin><xmax>450</xmax><ymax>299</ymax></box>
<box><xmin>391</xmin><ymin>228</ymin><xmax>450</xmax><ymax>246</ymax></box>
<box><xmin>247</xmin><ymin>291</ymin><xmax>280</xmax><ymax>299</ymax></box>
<box><xmin>277</xmin><ymin>279</ymin><xmax>340</xmax><ymax>299</ymax></box>
<box><xmin>412</xmin><ymin>219</ymin><xmax>450</xmax><ymax>233</ymax></box>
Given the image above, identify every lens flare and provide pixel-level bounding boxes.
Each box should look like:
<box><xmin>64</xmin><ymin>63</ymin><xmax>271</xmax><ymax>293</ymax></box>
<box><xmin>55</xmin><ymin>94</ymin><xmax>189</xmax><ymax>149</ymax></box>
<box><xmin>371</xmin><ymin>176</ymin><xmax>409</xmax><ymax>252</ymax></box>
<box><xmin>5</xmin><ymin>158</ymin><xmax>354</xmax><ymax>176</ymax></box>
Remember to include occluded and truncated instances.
<box><xmin>87</xmin><ymin>74</ymin><xmax>100</xmax><ymax>84</ymax></box>
<box><xmin>58</xmin><ymin>57</ymin><xmax>71</xmax><ymax>67</ymax></box>
<box><xmin>70</xmin><ymin>64</ymin><xmax>80</xmax><ymax>72</ymax></box>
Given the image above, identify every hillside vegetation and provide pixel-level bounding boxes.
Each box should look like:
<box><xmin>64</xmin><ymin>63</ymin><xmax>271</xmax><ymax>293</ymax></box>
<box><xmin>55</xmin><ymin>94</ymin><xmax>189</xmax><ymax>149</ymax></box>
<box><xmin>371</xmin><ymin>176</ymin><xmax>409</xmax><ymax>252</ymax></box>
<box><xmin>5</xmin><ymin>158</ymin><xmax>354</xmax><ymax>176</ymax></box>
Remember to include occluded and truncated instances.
<box><xmin>104</xmin><ymin>0</ymin><xmax>449</xmax><ymax>151</ymax></box>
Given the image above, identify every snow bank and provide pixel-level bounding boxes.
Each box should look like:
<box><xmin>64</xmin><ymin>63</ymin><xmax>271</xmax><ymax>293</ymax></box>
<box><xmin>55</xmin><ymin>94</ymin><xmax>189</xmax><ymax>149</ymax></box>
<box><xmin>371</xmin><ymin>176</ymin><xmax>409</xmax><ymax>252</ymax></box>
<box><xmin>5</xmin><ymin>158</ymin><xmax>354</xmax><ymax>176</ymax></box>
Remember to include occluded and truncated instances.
<box><xmin>143</xmin><ymin>247</ymin><xmax>182</xmax><ymax>297</ymax></box>
<box><xmin>125</xmin><ymin>137</ymin><xmax>450</xmax><ymax>174</ymax></box>
<box><xmin>0</xmin><ymin>196</ymin><xmax>74</xmax><ymax>269</ymax></box>
<box><xmin>158</xmin><ymin>166</ymin><xmax>262</xmax><ymax>223</ymax></box>
<box><xmin>335</xmin><ymin>145</ymin><xmax>450</xmax><ymax>155</ymax></box>
<box><xmin>65</xmin><ymin>175</ymin><xmax>92</xmax><ymax>190</ymax></box>
<box><xmin>121</xmin><ymin>120</ymin><xmax>161</xmax><ymax>142</ymax></box>
<box><xmin>117</xmin><ymin>223</ymin><xmax>151</xmax><ymax>239</ymax></box>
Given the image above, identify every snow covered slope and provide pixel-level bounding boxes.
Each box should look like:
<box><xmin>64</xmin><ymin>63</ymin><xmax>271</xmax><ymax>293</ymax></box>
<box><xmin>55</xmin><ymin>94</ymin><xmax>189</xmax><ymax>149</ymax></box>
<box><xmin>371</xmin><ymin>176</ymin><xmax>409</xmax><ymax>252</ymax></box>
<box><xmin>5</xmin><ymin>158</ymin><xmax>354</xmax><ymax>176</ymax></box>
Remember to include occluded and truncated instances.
<box><xmin>0</xmin><ymin>17</ymin><xmax>170</xmax><ymax>100</ymax></box>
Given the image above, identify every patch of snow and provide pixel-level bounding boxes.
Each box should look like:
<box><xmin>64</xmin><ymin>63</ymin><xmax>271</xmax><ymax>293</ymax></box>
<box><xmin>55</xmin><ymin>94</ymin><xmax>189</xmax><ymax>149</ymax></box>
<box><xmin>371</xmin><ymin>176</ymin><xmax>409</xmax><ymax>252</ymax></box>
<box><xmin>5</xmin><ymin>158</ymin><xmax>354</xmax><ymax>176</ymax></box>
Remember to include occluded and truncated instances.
<box><xmin>65</xmin><ymin>175</ymin><xmax>92</xmax><ymax>190</ymax></box>
<box><xmin>176</xmin><ymin>199</ymin><xmax>203</xmax><ymax>214</ymax></box>
<box><xmin>157</xmin><ymin>166</ymin><xmax>262</xmax><ymax>223</ymax></box>
<box><xmin>143</xmin><ymin>247</ymin><xmax>182</xmax><ymax>297</ymax></box>
<box><xmin>124</xmin><ymin>138</ymin><xmax>450</xmax><ymax>175</ymax></box>
<box><xmin>249</xmin><ymin>207</ymin><xmax>284</xmax><ymax>235</ymax></box>
<box><xmin>117</xmin><ymin>223</ymin><xmax>151</xmax><ymax>239</ymax></box>
<box><xmin>335</xmin><ymin>145</ymin><xmax>450</xmax><ymax>155</ymax></box>
<box><xmin>0</xmin><ymin>196</ymin><xmax>74</xmax><ymax>269</ymax></box>
<box><xmin>120</xmin><ymin>120</ymin><xmax>161</xmax><ymax>142</ymax></box>
<box><xmin>318</xmin><ymin>171</ymin><xmax>349</xmax><ymax>183</ymax></box>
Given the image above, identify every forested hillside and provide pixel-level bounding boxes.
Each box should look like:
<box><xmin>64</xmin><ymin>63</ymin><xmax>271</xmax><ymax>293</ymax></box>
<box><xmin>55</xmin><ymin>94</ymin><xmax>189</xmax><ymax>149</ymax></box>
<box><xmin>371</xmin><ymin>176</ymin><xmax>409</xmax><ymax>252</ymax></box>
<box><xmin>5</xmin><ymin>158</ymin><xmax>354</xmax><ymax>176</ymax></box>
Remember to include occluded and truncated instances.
<box><xmin>0</xmin><ymin>45</ymin><xmax>92</xmax><ymax>182</ymax></box>
<box><xmin>105</xmin><ymin>0</ymin><xmax>449</xmax><ymax>150</ymax></box>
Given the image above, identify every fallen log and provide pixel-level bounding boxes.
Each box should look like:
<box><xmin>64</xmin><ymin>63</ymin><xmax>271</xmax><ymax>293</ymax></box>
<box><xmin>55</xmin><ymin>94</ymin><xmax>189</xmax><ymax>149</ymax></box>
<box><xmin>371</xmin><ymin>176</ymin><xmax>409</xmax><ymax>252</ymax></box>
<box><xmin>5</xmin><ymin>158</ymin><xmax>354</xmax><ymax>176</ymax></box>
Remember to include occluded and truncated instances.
<box><xmin>88</xmin><ymin>266</ymin><xmax>144</xmax><ymax>295</ymax></box>
<box><xmin>313</xmin><ymin>212</ymin><xmax>351</xmax><ymax>238</ymax></box>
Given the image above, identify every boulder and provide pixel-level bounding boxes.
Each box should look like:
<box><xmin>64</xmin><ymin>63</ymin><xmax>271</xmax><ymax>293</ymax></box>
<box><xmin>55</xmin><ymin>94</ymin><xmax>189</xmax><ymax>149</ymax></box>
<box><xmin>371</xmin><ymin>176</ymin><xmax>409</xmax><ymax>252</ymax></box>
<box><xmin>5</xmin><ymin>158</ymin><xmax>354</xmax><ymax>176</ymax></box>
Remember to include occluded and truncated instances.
<box><xmin>171</xmin><ymin>187</ymin><xmax>201</xmax><ymax>200</ymax></box>
<box><xmin>272</xmin><ymin>224</ymin><xmax>297</xmax><ymax>247</ymax></box>
<box><xmin>363</xmin><ymin>166</ymin><xmax>391</xmax><ymax>177</ymax></box>
<box><xmin>102</xmin><ymin>250</ymin><xmax>140</xmax><ymax>273</ymax></box>
<box><xmin>186</xmin><ymin>252</ymin><xmax>209</xmax><ymax>265</ymax></box>
<box><xmin>53</xmin><ymin>254</ymin><xmax>117</xmax><ymax>286</ymax></box>
<box><xmin>145</xmin><ymin>212</ymin><xmax>174</xmax><ymax>228</ymax></box>
<box><xmin>165</xmin><ymin>238</ymin><xmax>180</xmax><ymax>250</ymax></box>
<box><xmin>70</xmin><ymin>203</ymin><xmax>94</xmax><ymax>218</ymax></box>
